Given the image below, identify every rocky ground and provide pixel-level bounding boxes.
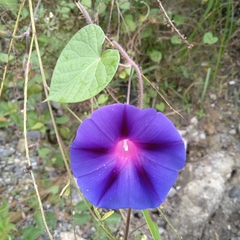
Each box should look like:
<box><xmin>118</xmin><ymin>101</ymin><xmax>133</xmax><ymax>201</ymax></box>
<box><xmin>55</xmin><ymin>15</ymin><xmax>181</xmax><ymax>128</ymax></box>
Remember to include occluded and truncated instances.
<box><xmin>161</xmin><ymin>84</ymin><xmax>240</xmax><ymax>239</ymax></box>
<box><xmin>0</xmin><ymin>74</ymin><xmax>240</xmax><ymax>240</ymax></box>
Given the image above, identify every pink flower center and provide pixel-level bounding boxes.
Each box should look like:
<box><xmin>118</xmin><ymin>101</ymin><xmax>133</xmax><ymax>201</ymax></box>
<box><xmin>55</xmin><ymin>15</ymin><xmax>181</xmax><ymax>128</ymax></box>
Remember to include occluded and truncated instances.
<box><xmin>115</xmin><ymin>139</ymin><xmax>137</xmax><ymax>162</ymax></box>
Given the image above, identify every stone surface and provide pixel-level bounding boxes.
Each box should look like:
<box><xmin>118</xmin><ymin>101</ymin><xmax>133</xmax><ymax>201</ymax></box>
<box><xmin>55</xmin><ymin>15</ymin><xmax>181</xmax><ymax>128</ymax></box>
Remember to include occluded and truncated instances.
<box><xmin>60</xmin><ymin>232</ymin><xmax>84</xmax><ymax>240</ymax></box>
<box><xmin>0</xmin><ymin>130</ymin><xmax>7</xmax><ymax>142</ymax></box>
<box><xmin>229</xmin><ymin>185</ymin><xmax>240</xmax><ymax>198</ymax></box>
<box><xmin>27</xmin><ymin>130</ymin><xmax>41</xmax><ymax>141</ymax></box>
<box><xmin>167</xmin><ymin>188</ymin><xmax>177</xmax><ymax>198</ymax></box>
<box><xmin>164</xmin><ymin>152</ymin><xmax>234</xmax><ymax>240</ymax></box>
<box><xmin>16</xmin><ymin>138</ymin><xmax>25</xmax><ymax>153</ymax></box>
<box><xmin>0</xmin><ymin>147</ymin><xmax>15</xmax><ymax>157</ymax></box>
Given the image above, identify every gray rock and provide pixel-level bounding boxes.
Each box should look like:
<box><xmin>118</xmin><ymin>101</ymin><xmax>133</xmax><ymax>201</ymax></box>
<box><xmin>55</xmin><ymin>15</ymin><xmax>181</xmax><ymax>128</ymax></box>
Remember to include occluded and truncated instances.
<box><xmin>229</xmin><ymin>186</ymin><xmax>240</xmax><ymax>198</ymax></box>
<box><xmin>229</xmin><ymin>80</ymin><xmax>236</xmax><ymax>85</ymax></box>
<box><xmin>71</xmin><ymin>185</ymin><xmax>82</xmax><ymax>205</ymax></box>
<box><xmin>51</xmin><ymin>101</ymin><xmax>61</xmax><ymax>109</ymax></box>
<box><xmin>5</xmin><ymin>178</ymin><xmax>11</xmax><ymax>184</ymax></box>
<box><xmin>209</xmin><ymin>93</ymin><xmax>217</xmax><ymax>100</ymax></box>
<box><xmin>4</xmin><ymin>164</ymin><xmax>14</xmax><ymax>172</ymax></box>
<box><xmin>27</xmin><ymin>130</ymin><xmax>41</xmax><ymax>141</ymax></box>
<box><xmin>60</xmin><ymin>232</ymin><xmax>84</xmax><ymax>240</ymax></box>
<box><xmin>0</xmin><ymin>147</ymin><xmax>15</xmax><ymax>157</ymax></box>
<box><xmin>229</xmin><ymin>129</ymin><xmax>237</xmax><ymax>135</ymax></box>
<box><xmin>17</xmin><ymin>139</ymin><xmax>25</xmax><ymax>154</ymax></box>
<box><xmin>57</xmin><ymin>109</ymin><xmax>64</xmax><ymax>116</ymax></box>
<box><xmin>0</xmin><ymin>130</ymin><xmax>7</xmax><ymax>142</ymax></box>
<box><xmin>190</xmin><ymin>117</ymin><xmax>198</xmax><ymax>125</ymax></box>
<box><xmin>220</xmin><ymin>134</ymin><xmax>231</xmax><ymax>149</ymax></box>
<box><xmin>38</xmin><ymin>101</ymin><xmax>48</xmax><ymax>112</ymax></box>
<box><xmin>14</xmin><ymin>158</ymin><xmax>20</xmax><ymax>164</ymax></box>
<box><xmin>164</xmin><ymin>151</ymin><xmax>234</xmax><ymax>240</ymax></box>
<box><xmin>167</xmin><ymin>187</ymin><xmax>177</xmax><ymax>198</ymax></box>
<box><xmin>199</xmin><ymin>131</ymin><xmax>206</xmax><ymax>140</ymax></box>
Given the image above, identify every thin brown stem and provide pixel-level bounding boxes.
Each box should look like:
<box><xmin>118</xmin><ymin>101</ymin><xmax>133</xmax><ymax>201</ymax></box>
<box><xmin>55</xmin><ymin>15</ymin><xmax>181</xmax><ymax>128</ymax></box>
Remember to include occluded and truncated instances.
<box><xmin>13</xmin><ymin>0</ymin><xmax>42</xmax><ymax>39</ymax></box>
<box><xmin>124</xmin><ymin>208</ymin><xmax>132</xmax><ymax>240</ymax></box>
<box><xmin>157</xmin><ymin>0</ymin><xmax>194</xmax><ymax>49</ymax></box>
<box><xmin>126</xmin><ymin>67</ymin><xmax>133</xmax><ymax>104</ymax></box>
<box><xmin>75</xmin><ymin>1</ymin><xmax>93</xmax><ymax>24</ymax></box>
<box><xmin>106</xmin><ymin>88</ymin><xmax>119</xmax><ymax>103</ymax></box>
<box><xmin>112</xmin><ymin>40</ymin><xmax>143</xmax><ymax>109</ymax></box>
<box><xmin>129</xmin><ymin>222</ymin><xmax>147</xmax><ymax>236</ymax></box>
<box><xmin>0</xmin><ymin>0</ymin><xmax>26</xmax><ymax>97</ymax></box>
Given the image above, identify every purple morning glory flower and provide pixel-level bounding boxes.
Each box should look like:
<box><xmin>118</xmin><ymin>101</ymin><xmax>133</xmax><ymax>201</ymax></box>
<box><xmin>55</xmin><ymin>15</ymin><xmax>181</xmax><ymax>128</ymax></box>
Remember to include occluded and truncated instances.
<box><xmin>70</xmin><ymin>104</ymin><xmax>186</xmax><ymax>210</ymax></box>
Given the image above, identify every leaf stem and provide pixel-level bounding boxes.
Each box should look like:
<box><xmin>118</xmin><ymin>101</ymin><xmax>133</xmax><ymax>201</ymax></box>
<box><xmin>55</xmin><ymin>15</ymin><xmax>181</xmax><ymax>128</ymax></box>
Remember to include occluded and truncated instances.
<box><xmin>124</xmin><ymin>208</ymin><xmax>132</xmax><ymax>240</ymax></box>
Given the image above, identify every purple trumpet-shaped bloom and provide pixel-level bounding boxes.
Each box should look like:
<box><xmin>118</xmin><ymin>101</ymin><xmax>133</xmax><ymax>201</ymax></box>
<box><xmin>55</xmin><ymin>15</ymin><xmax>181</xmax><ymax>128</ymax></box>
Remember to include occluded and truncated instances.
<box><xmin>70</xmin><ymin>104</ymin><xmax>186</xmax><ymax>210</ymax></box>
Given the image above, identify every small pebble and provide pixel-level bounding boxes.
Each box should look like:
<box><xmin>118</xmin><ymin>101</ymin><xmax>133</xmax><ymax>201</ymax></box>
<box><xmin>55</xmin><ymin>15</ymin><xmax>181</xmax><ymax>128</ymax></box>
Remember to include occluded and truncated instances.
<box><xmin>199</xmin><ymin>132</ymin><xmax>206</xmax><ymax>140</ymax></box>
<box><xmin>0</xmin><ymin>130</ymin><xmax>7</xmax><ymax>142</ymax></box>
<box><xmin>14</xmin><ymin>158</ymin><xmax>21</xmax><ymax>164</ymax></box>
<box><xmin>5</xmin><ymin>178</ymin><xmax>11</xmax><ymax>184</ymax></box>
<box><xmin>178</xmin><ymin>130</ymin><xmax>187</xmax><ymax>136</ymax></box>
<box><xmin>229</xmin><ymin>186</ymin><xmax>240</xmax><ymax>198</ymax></box>
<box><xmin>229</xmin><ymin>129</ymin><xmax>237</xmax><ymax>135</ymax></box>
<box><xmin>159</xmin><ymin>227</ymin><xmax>165</xmax><ymax>235</ymax></box>
<box><xmin>17</xmin><ymin>139</ymin><xmax>25</xmax><ymax>154</ymax></box>
<box><xmin>229</xmin><ymin>80</ymin><xmax>236</xmax><ymax>85</ymax></box>
<box><xmin>176</xmin><ymin>186</ymin><xmax>181</xmax><ymax>190</ymax></box>
<box><xmin>209</xmin><ymin>93</ymin><xmax>217</xmax><ymax>100</ymax></box>
<box><xmin>0</xmin><ymin>148</ymin><xmax>15</xmax><ymax>157</ymax></box>
<box><xmin>51</xmin><ymin>101</ymin><xmax>61</xmax><ymax>109</ymax></box>
<box><xmin>190</xmin><ymin>117</ymin><xmax>198</xmax><ymax>125</ymax></box>
<box><xmin>167</xmin><ymin>188</ymin><xmax>177</xmax><ymax>198</ymax></box>
<box><xmin>4</xmin><ymin>164</ymin><xmax>14</xmax><ymax>171</ymax></box>
<box><xmin>7</xmin><ymin>186</ymin><xmax>14</xmax><ymax>193</ymax></box>
<box><xmin>8</xmin><ymin>159</ymin><xmax>14</xmax><ymax>164</ymax></box>
<box><xmin>27</xmin><ymin>130</ymin><xmax>41</xmax><ymax>141</ymax></box>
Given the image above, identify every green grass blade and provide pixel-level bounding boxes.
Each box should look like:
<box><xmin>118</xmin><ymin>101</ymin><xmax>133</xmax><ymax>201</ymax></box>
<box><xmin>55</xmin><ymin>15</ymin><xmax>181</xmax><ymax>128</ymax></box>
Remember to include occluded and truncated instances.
<box><xmin>201</xmin><ymin>67</ymin><xmax>211</xmax><ymax>103</ymax></box>
<box><xmin>142</xmin><ymin>210</ymin><xmax>162</xmax><ymax>240</ymax></box>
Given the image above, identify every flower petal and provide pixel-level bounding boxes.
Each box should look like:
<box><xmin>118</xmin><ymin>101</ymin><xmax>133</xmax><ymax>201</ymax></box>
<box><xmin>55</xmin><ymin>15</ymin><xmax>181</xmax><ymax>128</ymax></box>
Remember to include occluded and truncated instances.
<box><xmin>70</xmin><ymin>118</ymin><xmax>115</xmax><ymax>150</ymax></box>
<box><xmin>71</xmin><ymin>146</ymin><xmax>179</xmax><ymax>209</ymax></box>
<box><xmin>127</xmin><ymin>109</ymin><xmax>183</xmax><ymax>144</ymax></box>
<box><xmin>88</xmin><ymin>103</ymin><xmax>126</xmax><ymax>142</ymax></box>
<box><xmin>70</xmin><ymin>148</ymin><xmax>113</xmax><ymax>178</ymax></box>
<box><xmin>121</xmin><ymin>104</ymin><xmax>157</xmax><ymax>140</ymax></box>
<box><xmin>126</xmin><ymin>107</ymin><xmax>185</xmax><ymax>170</ymax></box>
<box><xmin>71</xmin><ymin>104</ymin><xmax>131</xmax><ymax>150</ymax></box>
<box><xmin>137</xmin><ymin>142</ymin><xmax>185</xmax><ymax>170</ymax></box>
<box><xmin>74</xmin><ymin>154</ymin><xmax>118</xmax><ymax>205</ymax></box>
<box><xmin>74</xmin><ymin>157</ymin><xmax>178</xmax><ymax>209</ymax></box>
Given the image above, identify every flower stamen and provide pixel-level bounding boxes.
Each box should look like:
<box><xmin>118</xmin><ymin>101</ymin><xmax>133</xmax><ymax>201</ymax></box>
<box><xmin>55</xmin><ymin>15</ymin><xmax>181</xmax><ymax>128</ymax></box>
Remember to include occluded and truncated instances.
<box><xmin>115</xmin><ymin>139</ymin><xmax>137</xmax><ymax>162</ymax></box>
<box><xmin>123</xmin><ymin>139</ymin><xmax>129</xmax><ymax>151</ymax></box>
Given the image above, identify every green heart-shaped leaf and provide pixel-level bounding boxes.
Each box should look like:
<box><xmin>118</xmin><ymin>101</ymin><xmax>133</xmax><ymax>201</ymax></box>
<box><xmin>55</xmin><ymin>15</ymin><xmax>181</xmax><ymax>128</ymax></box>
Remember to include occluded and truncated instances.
<box><xmin>148</xmin><ymin>49</ymin><xmax>162</xmax><ymax>62</ymax></box>
<box><xmin>203</xmin><ymin>32</ymin><xmax>218</xmax><ymax>44</ymax></box>
<box><xmin>171</xmin><ymin>35</ymin><xmax>182</xmax><ymax>45</ymax></box>
<box><xmin>47</xmin><ymin>24</ymin><xmax>120</xmax><ymax>103</ymax></box>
